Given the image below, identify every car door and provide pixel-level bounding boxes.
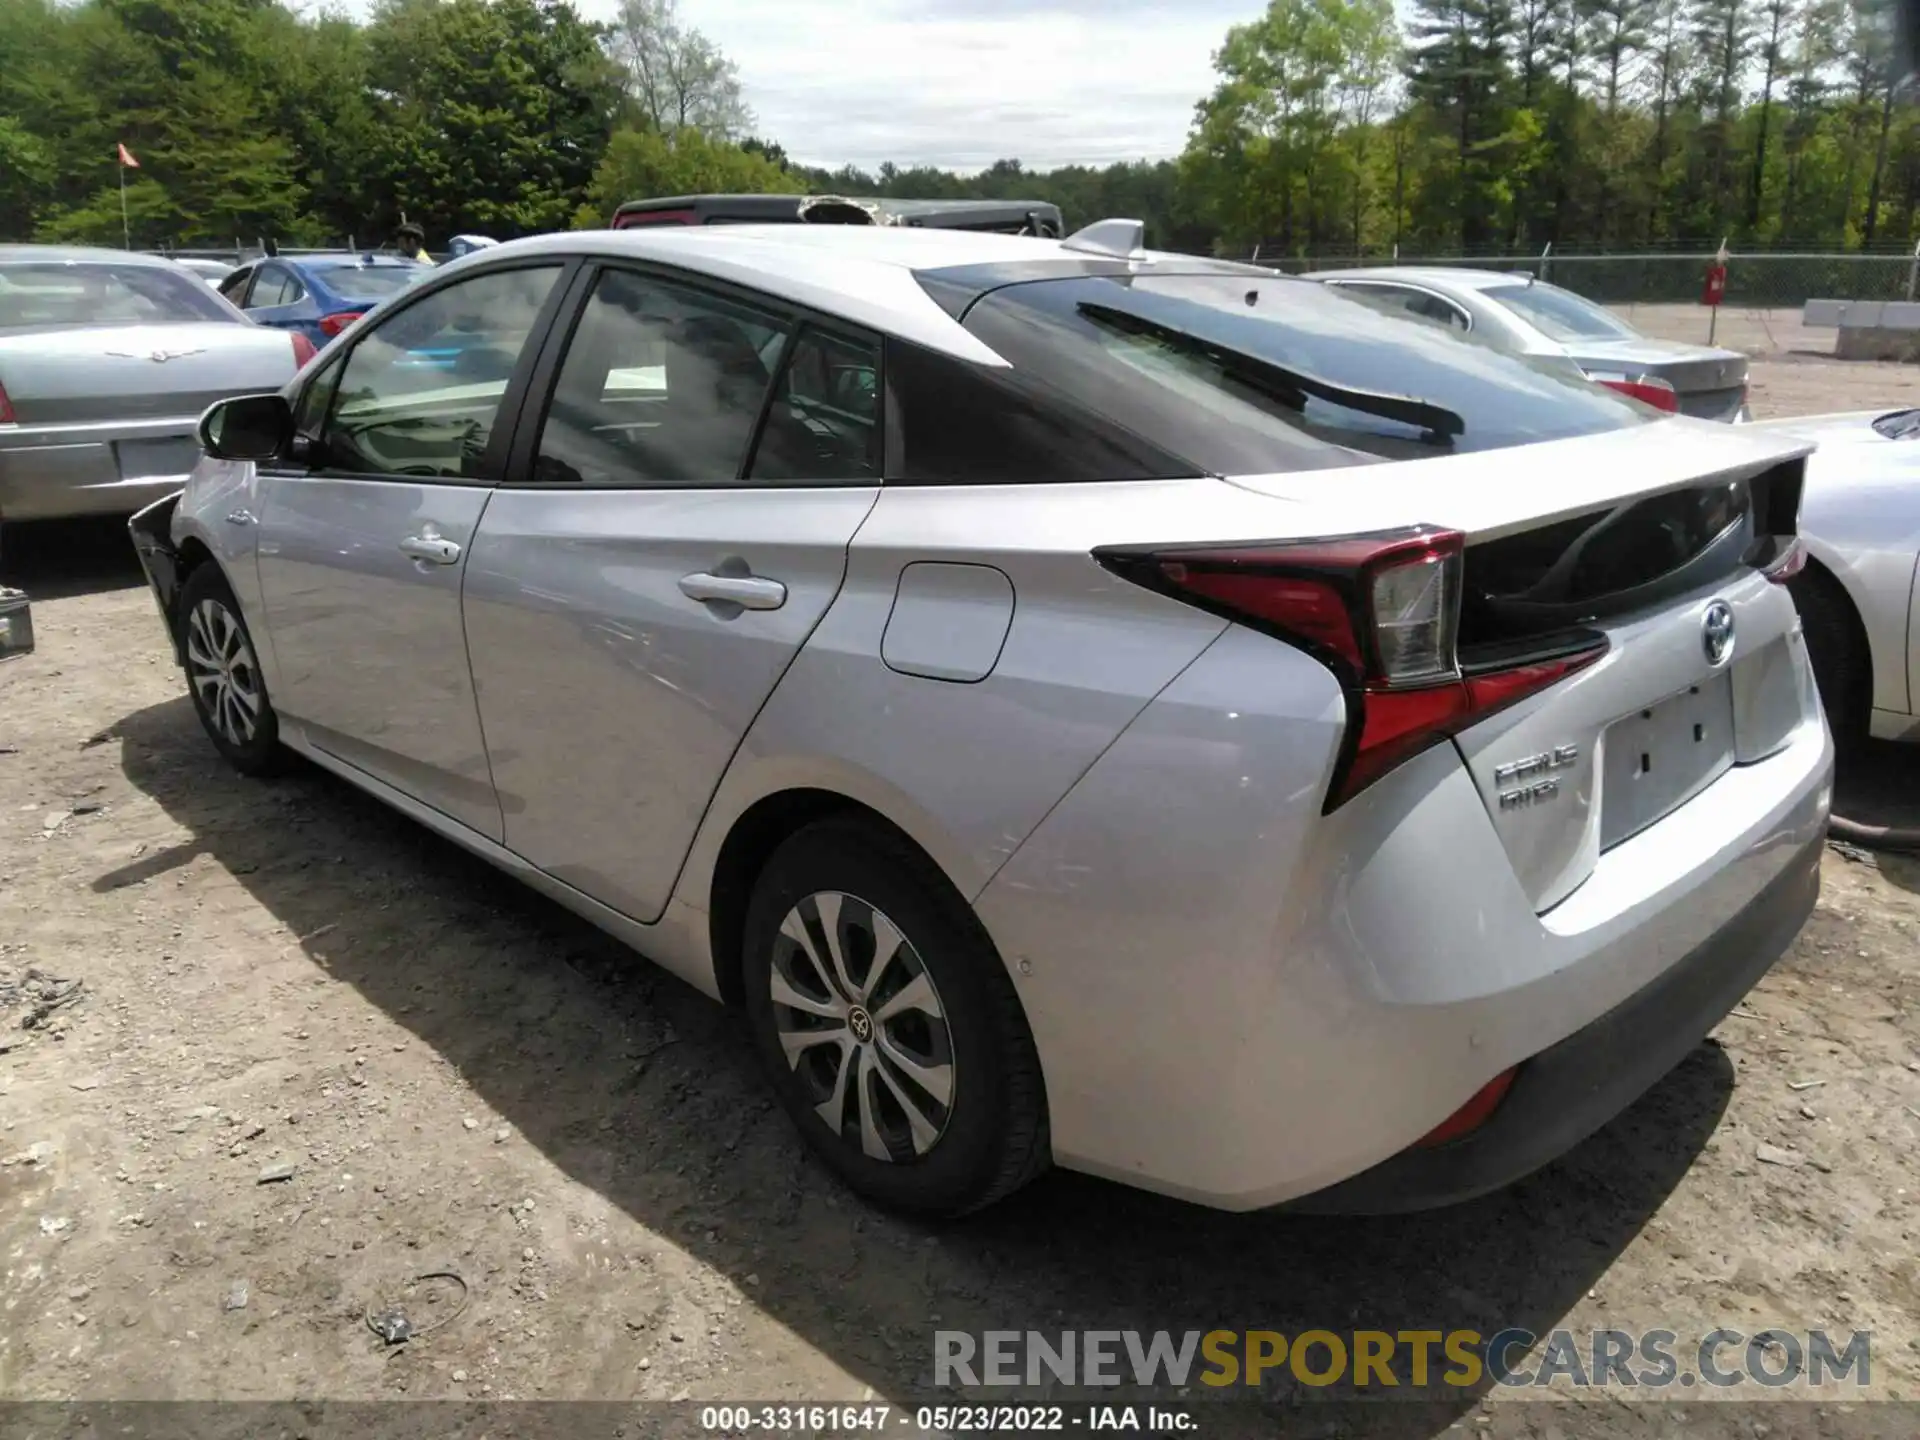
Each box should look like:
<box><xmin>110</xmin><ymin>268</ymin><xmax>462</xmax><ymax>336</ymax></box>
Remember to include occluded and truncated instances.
<box><xmin>251</xmin><ymin>259</ymin><xmax>572</xmax><ymax>839</ymax></box>
<box><xmin>461</xmin><ymin>263</ymin><xmax>883</xmax><ymax>923</ymax></box>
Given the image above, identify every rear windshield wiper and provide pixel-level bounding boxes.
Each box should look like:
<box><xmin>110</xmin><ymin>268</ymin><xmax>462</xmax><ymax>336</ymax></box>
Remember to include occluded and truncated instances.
<box><xmin>1078</xmin><ymin>302</ymin><xmax>1466</xmax><ymax>445</ymax></box>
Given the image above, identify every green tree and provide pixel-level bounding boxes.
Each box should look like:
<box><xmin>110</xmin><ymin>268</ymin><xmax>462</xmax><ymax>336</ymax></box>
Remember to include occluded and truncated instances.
<box><xmin>1184</xmin><ymin>0</ymin><xmax>1400</xmax><ymax>253</ymax></box>
<box><xmin>1405</xmin><ymin>0</ymin><xmax>1519</xmax><ymax>247</ymax></box>
<box><xmin>575</xmin><ymin>125</ymin><xmax>801</xmax><ymax>226</ymax></box>
<box><xmin>365</xmin><ymin>0</ymin><xmax>622</xmax><ymax>242</ymax></box>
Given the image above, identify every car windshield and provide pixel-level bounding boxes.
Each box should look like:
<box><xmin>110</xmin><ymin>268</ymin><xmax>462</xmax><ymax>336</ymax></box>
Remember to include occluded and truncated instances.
<box><xmin>956</xmin><ymin>271</ymin><xmax>1656</xmax><ymax>473</ymax></box>
<box><xmin>0</xmin><ymin>261</ymin><xmax>236</xmax><ymax>329</ymax></box>
<box><xmin>310</xmin><ymin>263</ymin><xmax>422</xmax><ymax>300</ymax></box>
<box><xmin>1481</xmin><ymin>280</ymin><xmax>1638</xmax><ymax>342</ymax></box>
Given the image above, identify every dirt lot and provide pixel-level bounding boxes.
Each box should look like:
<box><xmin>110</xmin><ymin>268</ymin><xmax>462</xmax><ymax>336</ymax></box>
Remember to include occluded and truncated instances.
<box><xmin>3</xmin><ymin>353</ymin><xmax>1920</xmax><ymax>1435</ymax></box>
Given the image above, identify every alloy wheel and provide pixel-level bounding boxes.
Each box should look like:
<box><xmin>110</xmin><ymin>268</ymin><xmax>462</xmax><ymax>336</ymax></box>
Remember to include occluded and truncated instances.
<box><xmin>185</xmin><ymin>598</ymin><xmax>263</xmax><ymax>749</ymax></box>
<box><xmin>770</xmin><ymin>890</ymin><xmax>955</xmax><ymax>1162</ymax></box>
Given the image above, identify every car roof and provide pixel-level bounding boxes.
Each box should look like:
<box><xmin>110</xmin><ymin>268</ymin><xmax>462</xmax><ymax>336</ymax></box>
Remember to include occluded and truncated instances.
<box><xmin>613</xmin><ymin>194</ymin><xmax>1060</xmax><ymax>219</ymax></box>
<box><xmin>1308</xmin><ymin>265</ymin><xmax>1536</xmax><ymax>291</ymax></box>
<box><xmin>466</xmin><ymin>225</ymin><xmax>1277</xmax><ymax>363</ymax></box>
<box><xmin>0</xmin><ymin>244</ymin><xmax>184</xmax><ymax>269</ymax></box>
<box><xmin>283</xmin><ymin>254</ymin><xmax>417</xmax><ymax>271</ymax></box>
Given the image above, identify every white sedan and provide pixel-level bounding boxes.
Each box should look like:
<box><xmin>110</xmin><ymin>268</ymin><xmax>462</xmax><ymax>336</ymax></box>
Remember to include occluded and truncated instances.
<box><xmin>1748</xmin><ymin>409</ymin><xmax>1920</xmax><ymax>746</ymax></box>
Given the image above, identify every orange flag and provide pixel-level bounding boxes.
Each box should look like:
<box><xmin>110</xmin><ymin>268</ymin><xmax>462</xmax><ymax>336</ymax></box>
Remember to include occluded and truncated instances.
<box><xmin>117</xmin><ymin>143</ymin><xmax>139</xmax><ymax>168</ymax></box>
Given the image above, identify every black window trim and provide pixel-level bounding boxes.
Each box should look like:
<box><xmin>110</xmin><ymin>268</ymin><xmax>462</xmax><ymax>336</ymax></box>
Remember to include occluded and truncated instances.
<box><xmin>502</xmin><ymin>257</ymin><xmax>887</xmax><ymax>492</ymax></box>
<box><xmin>220</xmin><ymin>263</ymin><xmax>257</xmax><ymax>307</ymax></box>
<box><xmin>264</xmin><ymin>254</ymin><xmax>583</xmax><ymax>489</ymax></box>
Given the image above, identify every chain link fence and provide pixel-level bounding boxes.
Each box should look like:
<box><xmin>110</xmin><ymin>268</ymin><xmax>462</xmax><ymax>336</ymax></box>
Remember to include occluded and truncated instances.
<box><xmin>1249</xmin><ymin>249</ymin><xmax>1920</xmax><ymax>311</ymax></box>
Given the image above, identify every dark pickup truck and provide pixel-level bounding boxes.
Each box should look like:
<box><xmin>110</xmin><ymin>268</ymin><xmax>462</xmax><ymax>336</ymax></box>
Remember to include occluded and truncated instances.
<box><xmin>610</xmin><ymin>194</ymin><xmax>1064</xmax><ymax>236</ymax></box>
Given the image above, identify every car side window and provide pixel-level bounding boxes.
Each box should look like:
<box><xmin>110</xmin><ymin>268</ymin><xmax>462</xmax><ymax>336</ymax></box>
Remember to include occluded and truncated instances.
<box><xmin>1407</xmin><ymin>292</ymin><xmax>1469</xmax><ymax>331</ymax></box>
<box><xmin>219</xmin><ymin>267</ymin><xmax>255</xmax><ymax>305</ymax></box>
<box><xmin>1338</xmin><ymin>282</ymin><xmax>1467</xmax><ymax>332</ymax></box>
<box><xmin>747</xmin><ymin>326</ymin><xmax>882</xmax><ymax>482</ymax></box>
<box><xmin>534</xmin><ymin>268</ymin><xmax>788</xmax><ymax>486</ymax></box>
<box><xmin>317</xmin><ymin>264</ymin><xmax>562</xmax><ymax>481</ymax></box>
<box><xmin>250</xmin><ymin>270</ymin><xmax>290</xmax><ymax>308</ymax></box>
<box><xmin>886</xmin><ymin>336</ymin><xmax>1190</xmax><ymax>484</ymax></box>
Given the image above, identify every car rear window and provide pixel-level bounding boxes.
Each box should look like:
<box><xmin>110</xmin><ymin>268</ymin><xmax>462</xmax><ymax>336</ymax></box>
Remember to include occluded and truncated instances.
<box><xmin>1480</xmin><ymin>280</ymin><xmax>1639</xmax><ymax>343</ymax></box>
<box><xmin>311</xmin><ymin>263</ymin><xmax>421</xmax><ymax>299</ymax></box>
<box><xmin>0</xmin><ymin>261</ymin><xmax>236</xmax><ymax>329</ymax></box>
<box><xmin>955</xmin><ymin>272</ymin><xmax>1657</xmax><ymax>474</ymax></box>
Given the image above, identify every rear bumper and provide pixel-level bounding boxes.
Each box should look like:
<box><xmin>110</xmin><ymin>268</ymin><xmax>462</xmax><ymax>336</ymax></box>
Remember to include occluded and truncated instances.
<box><xmin>975</xmin><ymin>622</ymin><xmax>1833</xmax><ymax>1212</ymax></box>
<box><xmin>1287</xmin><ymin>830</ymin><xmax>1821</xmax><ymax>1214</ymax></box>
<box><xmin>0</xmin><ymin>419</ymin><xmax>200</xmax><ymax>521</ymax></box>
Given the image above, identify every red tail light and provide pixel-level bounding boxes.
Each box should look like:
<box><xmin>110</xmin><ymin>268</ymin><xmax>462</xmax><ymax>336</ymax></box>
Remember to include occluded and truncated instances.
<box><xmin>1416</xmin><ymin>1068</ymin><xmax>1517</xmax><ymax>1148</ymax></box>
<box><xmin>1592</xmin><ymin>373</ymin><xmax>1680</xmax><ymax>413</ymax></box>
<box><xmin>0</xmin><ymin>379</ymin><xmax>14</xmax><ymax>425</ymax></box>
<box><xmin>318</xmin><ymin>311</ymin><xmax>363</xmax><ymax>338</ymax></box>
<box><xmin>1097</xmin><ymin>529</ymin><xmax>1608</xmax><ymax>810</ymax></box>
<box><xmin>290</xmin><ymin>332</ymin><xmax>317</xmax><ymax>368</ymax></box>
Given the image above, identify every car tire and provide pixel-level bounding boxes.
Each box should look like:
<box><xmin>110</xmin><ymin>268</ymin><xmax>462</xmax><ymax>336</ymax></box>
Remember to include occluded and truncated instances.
<box><xmin>1788</xmin><ymin>565</ymin><xmax>1870</xmax><ymax>751</ymax></box>
<box><xmin>177</xmin><ymin>564</ymin><xmax>288</xmax><ymax>777</ymax></box>
<box><xmin>741</xmin><ymin>817</ymin><xmax>1050</xmax><ymax>1218</ymax></box>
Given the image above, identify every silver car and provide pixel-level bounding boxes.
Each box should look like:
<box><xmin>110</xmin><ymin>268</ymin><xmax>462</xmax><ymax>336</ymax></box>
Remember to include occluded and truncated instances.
<box><xmin>130</xmin><ymin>223</ymin><xmax>1831</xmax><ymax>1217</ymax></box>
<box><xmin>0</xmin><ymin>246</ymin><xmax>305</xmax><ymax>522</ymax></box>
<box><xmin>1736</xmin><ymin>408</ymin><xmax>1920</xmax><ymax>747</ymax></box>
<box><xmin>1305</xmin><ymin>266</ymin><xmax>1751</xmax><ymax>422</ymax></box>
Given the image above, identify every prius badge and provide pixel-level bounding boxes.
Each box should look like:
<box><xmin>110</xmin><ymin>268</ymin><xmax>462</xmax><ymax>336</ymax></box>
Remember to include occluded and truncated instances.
<box><xmin>1494</xmin><ymin>744</ymin><xmax>1579</xmax><ymax>811</ymax></box>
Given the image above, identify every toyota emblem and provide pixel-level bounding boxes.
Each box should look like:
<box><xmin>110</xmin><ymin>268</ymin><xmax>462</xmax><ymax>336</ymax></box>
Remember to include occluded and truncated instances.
<box><xmin>1702</xmin><ymin>600</ymin><xmax>1735</xmax><ymax>666</ymax></box>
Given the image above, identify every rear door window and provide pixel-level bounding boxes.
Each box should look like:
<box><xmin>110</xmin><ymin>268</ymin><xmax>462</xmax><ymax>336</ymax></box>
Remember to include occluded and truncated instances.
<box><xmin>1480</xmin><ymin>281</ymin><xmax>1638</xmax><ymax>342</ymax></box>
<box><xmin>747</xmin><ymin>327</ymin><xmax>882</xmax><ymax>482</ymax></box>
<box><xmin>533</xmin><ymin>267</ymin><xmax>788</xmax><ymax>485</ymax></box>
<box><xmin>249</xmin><ymin>269</ymin><xmax>294</xmax><ymax>307</ymax></box>
<box><xmin>957</xmin><ymin>272</ymin><xmax>1655</xmax><ymax>474</ymax></box>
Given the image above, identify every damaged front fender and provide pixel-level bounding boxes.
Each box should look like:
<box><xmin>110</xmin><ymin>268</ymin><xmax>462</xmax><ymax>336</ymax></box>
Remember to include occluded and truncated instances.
<box><xmin>129</xmin><ymin>491</ymin><xmax>185</xmax><ymax>665</ymax></box>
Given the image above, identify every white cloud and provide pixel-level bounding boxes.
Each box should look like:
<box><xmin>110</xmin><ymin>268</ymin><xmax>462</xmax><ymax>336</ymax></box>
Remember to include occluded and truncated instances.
<box><xmin>576</xmin><ymin>0</ymin><xmax>1258</xmax><ymax>172</ymax></box>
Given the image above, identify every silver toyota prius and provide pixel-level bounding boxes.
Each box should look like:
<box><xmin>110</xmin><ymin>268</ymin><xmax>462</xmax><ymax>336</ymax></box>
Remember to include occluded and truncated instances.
<box><xmin>130</xmin><ymin>222</ymin><xmax>1832</xmax><ymax>1217</ymax></box>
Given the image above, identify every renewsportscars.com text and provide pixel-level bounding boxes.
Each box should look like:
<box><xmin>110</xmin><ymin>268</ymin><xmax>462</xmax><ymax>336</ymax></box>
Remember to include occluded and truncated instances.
<box><xmin>934</xmin><ymin>1328</ymin><xmax>1872</xmax><ymax>1391</ymax></box>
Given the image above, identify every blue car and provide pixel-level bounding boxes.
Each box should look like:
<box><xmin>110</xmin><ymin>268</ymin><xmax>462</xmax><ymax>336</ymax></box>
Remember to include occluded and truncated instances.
<box><xmin>217</xmin><ymin>253</ymin><xmax>426</xmax><ymax>358</ymax></box>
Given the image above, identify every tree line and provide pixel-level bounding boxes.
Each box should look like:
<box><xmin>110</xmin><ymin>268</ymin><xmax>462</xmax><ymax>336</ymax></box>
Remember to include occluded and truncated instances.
<box><xmin>0</xmin><ymin>0</ymin><xmax>1910</xmax><ymax>258</ymax></box>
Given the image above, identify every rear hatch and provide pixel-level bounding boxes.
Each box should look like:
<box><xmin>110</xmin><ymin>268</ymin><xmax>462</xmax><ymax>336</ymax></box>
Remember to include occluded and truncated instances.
<box><xmin>0</xmin><ymin>322</ymin><xmax>299</xmax><ymax>426</ymax></box>
<box><xmin>1228</xmin><ymin>420</ymin><xmax>1813</xmax><ymax>910</ymax></box>
<box><xmin>1571</xmin><ymin>337</ymin><xmax>1749</xmax><ymax>421</ymax></box>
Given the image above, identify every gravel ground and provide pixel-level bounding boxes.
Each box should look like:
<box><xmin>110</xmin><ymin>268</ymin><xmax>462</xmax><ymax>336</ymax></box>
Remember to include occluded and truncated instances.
<box><xmin>2</xmin><ymin>353</ymin><xmax>1919</xmax><ymax>1436</ymax></box>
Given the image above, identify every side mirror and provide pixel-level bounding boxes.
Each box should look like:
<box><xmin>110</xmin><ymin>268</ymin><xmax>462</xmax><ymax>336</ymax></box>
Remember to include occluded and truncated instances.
<box><xmin>197</xmin><ymin>393</ymin><xmax>292</xmax><ymax>462</ymax></box>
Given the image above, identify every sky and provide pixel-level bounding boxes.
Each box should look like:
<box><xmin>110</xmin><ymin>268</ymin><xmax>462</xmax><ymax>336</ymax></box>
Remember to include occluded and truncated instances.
<box><xmin>571</xmin><ymin>0</ymin><xmax>1266</xmax><ymax>173</ymax></box>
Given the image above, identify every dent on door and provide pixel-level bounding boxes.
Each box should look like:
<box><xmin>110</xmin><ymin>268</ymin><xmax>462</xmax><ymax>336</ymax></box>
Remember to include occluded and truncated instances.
<box><xmin>460</xmin><ymin>485</ymin><xmax>878</xmax><ymax>924</ymax></box>
<box><xmin>253</xmin><ymin>475</ymin><xmax>502</xmax><ymax>835</ymax></box>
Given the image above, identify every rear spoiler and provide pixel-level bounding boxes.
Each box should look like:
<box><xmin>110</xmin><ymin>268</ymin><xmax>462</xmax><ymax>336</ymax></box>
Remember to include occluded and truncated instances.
<box><xmin>1226</xmin><ymin>421</ymin><xmax>1814</xmax><ymax>547</ymax></box>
